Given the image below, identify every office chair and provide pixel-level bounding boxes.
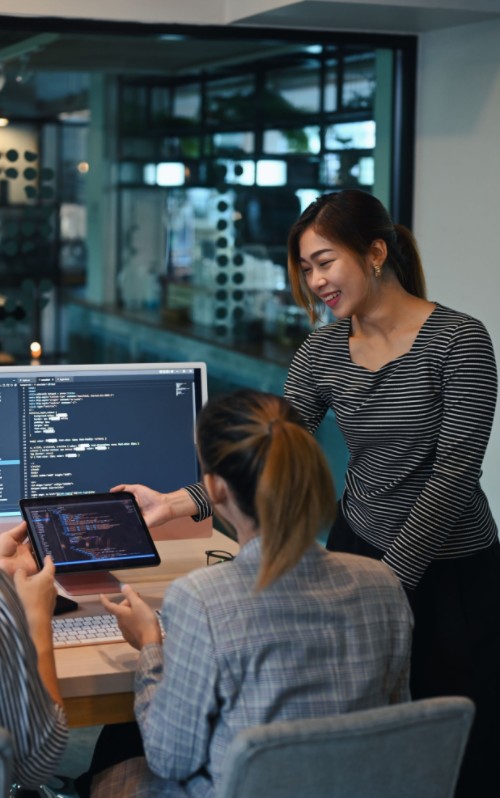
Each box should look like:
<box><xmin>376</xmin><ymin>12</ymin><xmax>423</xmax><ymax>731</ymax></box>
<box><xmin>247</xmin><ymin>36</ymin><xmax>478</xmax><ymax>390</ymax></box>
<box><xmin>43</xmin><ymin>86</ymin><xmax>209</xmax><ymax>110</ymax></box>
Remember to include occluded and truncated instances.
<box><xmin>0</xmin><ymin>728</ymin><xmax>13</xmax><ymax>798</ymax></box>
<box><xmin>217</xmin><ymin>696</ymin><xmax>475</xmax><ymax>798</ymax></box>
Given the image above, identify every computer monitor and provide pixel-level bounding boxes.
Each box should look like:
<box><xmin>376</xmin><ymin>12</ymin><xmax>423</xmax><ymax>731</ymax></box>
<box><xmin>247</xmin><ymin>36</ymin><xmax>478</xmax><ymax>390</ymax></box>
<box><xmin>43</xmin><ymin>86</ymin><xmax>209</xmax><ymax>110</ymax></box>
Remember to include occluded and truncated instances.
<box><xmin>0</xmin><ymin>361</ymin><xmax>212</xmax><ymax>541</ymax></box>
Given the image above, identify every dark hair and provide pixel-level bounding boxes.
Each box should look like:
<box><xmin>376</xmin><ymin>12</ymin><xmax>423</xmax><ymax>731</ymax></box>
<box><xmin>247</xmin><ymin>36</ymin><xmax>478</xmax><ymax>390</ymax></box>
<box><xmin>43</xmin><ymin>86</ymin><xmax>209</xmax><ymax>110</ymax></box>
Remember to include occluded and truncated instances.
<box><xmin>197</xmin><ymin>389</ymin><xmax>336</xmax><ymax>590</ymax></box>
<box><xmin>288</xmin><ymin>189</ymin><xmax>427</xmax><ymax>324</ymax></box>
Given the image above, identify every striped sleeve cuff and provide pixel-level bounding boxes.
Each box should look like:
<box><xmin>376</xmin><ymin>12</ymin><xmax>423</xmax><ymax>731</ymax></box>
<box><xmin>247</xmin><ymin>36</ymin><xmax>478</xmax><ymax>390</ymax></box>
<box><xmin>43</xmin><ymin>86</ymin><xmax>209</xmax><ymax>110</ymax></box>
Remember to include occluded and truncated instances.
<box><xmin>184</xmin><ymin>483</ymin><xmax>212</xmax><ymax>521</ymax></box>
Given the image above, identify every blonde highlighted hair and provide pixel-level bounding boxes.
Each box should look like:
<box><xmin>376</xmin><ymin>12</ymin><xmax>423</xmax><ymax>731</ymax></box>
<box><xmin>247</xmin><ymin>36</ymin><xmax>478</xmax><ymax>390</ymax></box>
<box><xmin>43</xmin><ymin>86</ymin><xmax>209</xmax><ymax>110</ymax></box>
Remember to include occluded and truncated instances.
<box><xmin>197</xmin><ymin>390</ymin><xmax>336</xmax><ymax>590</ymax></box>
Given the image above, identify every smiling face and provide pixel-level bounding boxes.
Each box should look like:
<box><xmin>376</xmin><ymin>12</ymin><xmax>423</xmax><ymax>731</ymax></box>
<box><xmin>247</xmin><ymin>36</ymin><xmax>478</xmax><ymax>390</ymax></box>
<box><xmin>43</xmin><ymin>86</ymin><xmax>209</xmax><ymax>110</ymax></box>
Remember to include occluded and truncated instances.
<box><xmin>298</xmin><ymin>227</ymin><xmax>377</xmax><ymax>319</ymax></box>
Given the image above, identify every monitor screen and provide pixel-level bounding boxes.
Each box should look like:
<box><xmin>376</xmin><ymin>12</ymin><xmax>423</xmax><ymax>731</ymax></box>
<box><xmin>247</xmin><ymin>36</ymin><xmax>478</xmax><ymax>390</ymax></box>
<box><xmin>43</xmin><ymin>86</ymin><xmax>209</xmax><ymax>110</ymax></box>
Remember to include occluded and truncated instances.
<box><xmin>0</xmin><ymin>362</ymin><xmax>210</xmax><ymax>539</ymax></box>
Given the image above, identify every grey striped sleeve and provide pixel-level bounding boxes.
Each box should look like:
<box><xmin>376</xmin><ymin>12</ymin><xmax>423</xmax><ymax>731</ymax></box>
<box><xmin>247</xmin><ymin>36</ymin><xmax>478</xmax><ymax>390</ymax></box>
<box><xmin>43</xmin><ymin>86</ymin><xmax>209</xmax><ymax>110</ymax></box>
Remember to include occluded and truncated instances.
<box><xmin>0</xmin><ymin>572</ymin><xmax>67</xmax><ymax>787</ymax></box>
<box><xmin>184</xmin><ymin>482</ymin><xmax>212</xmax><ymax>521</ymax></box>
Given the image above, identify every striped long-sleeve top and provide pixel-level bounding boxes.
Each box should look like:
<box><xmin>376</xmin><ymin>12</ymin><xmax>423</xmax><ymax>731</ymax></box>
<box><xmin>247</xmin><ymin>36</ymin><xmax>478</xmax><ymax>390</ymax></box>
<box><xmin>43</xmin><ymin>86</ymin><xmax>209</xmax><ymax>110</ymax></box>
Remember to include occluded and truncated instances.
<box><xmin>284</xmin><ymin>303</ymin><xmax>498</xmax><ymax>589</ymax></box>
<box><xmin>0</xmin><ymin>570</ymin><xmax>68</xmax><ymax>787</ymax></box>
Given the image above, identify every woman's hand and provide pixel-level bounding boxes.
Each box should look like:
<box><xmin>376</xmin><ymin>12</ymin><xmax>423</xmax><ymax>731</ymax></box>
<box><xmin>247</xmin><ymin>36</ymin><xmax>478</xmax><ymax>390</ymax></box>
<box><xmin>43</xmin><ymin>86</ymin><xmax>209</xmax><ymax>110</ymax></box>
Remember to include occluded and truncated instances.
<box><xmin>14</xmin><ymin>556</ymin><xmax>57</xmax><ymax>632</ymax></box>
<box><xmin>0</xmin><ymin>522</ymin><xmax>38</xmax><ymax>576</ymax></box>
<box><xmin>14</xmin><ymin>556</ymin><xmax>63</xmax><ymax>707</ymax></box>
<box><xmin>111</xmin><ymin>483</ymin><xmax>198</xmax><ymax>528</ymax></box>
<box><xmin>101</xmin><ymin>584</ymin><xmax>162</xmax><ymax>650</ymax></box>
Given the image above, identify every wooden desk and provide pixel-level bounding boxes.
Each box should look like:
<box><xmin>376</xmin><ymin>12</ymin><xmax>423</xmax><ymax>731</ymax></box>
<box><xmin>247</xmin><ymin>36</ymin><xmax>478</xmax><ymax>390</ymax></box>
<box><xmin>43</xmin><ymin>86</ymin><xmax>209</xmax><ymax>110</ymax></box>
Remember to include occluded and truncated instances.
<box><xmin>56</xmin><ymin>529</ymin><xmax>239</xmax><ymax>727</ymax></box>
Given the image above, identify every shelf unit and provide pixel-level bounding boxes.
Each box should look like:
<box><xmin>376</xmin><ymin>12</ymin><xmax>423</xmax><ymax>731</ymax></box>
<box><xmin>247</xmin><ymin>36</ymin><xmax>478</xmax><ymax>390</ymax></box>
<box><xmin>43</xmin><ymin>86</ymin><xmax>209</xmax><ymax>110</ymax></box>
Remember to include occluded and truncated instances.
<box><xmin>116</xmin><ymin>44</ymin><xmax>379</xmax><ymax>193</ymax></box>
<box><xmin>113</xmin><ymin>44</ymin><xmax>384</xmax><ymax>344</ymax></box>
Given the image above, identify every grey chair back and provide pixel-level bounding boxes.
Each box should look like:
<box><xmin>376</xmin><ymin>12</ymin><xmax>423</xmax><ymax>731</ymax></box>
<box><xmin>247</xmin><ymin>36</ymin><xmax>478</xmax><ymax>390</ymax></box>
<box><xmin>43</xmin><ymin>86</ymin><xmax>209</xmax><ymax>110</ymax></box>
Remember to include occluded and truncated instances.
<box><xmin>0</xmin><ymin>727</ymin><xmax>12</xmax><ymax>798</ymax></box>
<box><xmin>217</xmin><ymin>696</ymin><xmax>475</xmax><ymax>798</ymax></box>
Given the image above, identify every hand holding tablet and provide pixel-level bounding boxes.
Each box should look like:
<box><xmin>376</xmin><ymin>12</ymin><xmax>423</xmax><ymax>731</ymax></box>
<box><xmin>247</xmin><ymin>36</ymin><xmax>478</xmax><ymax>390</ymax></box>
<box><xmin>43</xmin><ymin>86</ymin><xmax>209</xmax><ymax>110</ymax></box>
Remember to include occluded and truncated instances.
<box><xmin>20</xmin><ymin>492</ymin><xmax>161</xmax><ymax>580</ymax></box>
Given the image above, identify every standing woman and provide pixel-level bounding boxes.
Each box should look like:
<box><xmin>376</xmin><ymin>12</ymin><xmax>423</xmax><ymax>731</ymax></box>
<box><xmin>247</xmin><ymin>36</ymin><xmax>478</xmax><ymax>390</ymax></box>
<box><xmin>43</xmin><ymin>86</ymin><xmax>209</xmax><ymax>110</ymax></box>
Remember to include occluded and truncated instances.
<box><xmin>285</xmin><ymin>189</ymin><xmax>499</xmax><ymax>797</ymax></box>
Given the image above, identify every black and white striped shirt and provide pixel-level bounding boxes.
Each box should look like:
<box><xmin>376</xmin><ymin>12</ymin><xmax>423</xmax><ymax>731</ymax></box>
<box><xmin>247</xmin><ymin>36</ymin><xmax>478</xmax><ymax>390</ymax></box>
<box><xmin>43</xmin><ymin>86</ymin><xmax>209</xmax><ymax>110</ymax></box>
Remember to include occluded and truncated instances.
<box><xmin>284</xmin><ymin>304</ymin><xmax>498</xmax><ymax>589</ymax></box>
<box><xmin>0</xmin><ymin>571</ymin><xmax>67</xmax><ymax>787</ymax></box>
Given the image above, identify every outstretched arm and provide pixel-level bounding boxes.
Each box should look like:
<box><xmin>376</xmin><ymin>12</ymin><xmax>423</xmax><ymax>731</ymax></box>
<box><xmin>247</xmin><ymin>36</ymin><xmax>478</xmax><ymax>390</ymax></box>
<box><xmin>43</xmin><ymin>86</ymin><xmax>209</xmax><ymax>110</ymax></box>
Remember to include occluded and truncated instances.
<box><xmin>111</xmin><ymin>482</ymin><xmax>212</xmax><ymax>526</ymax></box>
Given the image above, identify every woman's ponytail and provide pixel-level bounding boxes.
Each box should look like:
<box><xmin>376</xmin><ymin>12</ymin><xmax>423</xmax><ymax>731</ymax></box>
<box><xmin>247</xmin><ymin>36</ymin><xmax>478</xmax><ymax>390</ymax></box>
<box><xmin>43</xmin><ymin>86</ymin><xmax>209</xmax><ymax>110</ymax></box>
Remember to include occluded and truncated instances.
<box><xmin>196</xmin><ymin>390</ymin><xmax>336</xmax><ymax>591</ymax></box>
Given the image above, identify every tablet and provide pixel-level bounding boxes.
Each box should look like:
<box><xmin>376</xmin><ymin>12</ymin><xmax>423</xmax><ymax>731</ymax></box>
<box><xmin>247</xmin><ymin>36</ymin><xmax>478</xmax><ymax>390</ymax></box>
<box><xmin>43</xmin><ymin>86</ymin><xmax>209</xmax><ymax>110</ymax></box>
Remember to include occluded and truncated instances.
<box><xmin>20</xmin><ymin>492</ymin><xmax>161</xmax><ymax>575</ymax></box>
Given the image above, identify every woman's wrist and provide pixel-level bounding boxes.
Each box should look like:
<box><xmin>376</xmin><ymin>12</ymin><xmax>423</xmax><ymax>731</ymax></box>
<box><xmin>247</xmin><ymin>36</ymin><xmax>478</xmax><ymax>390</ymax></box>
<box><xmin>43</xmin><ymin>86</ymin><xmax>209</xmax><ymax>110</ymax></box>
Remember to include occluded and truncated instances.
<box><xmin>139</xmin><ymin>622</ymin><xmax>163</xmax><ymax>648</ymax></box>
<box><xmin>167</xmin><ymin>488</ymin><xmax>199</xmax><ymax>519</ymax></box>
<box><xmin>25</xmin><ymin>612</ymin><xmax>54</xmax><ymax>647</ymax></box>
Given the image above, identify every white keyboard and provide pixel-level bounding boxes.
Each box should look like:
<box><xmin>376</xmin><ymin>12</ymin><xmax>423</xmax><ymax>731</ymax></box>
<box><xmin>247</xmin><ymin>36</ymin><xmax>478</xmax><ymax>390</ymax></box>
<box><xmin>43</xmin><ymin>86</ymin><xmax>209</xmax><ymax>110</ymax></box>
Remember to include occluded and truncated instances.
<box><xmin>52</xmin><ymin>613</ymin><xmax>125</xmax><ymax>648</ymax></box>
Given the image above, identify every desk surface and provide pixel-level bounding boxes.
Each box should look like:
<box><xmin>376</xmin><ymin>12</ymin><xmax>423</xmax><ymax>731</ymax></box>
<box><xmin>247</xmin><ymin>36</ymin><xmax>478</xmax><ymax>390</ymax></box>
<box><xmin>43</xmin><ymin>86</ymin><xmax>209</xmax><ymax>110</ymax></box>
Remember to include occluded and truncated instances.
<box><xmin>56</xmin><ymin>529</ymin><xmax>239</xmax><ymax>727</ymax></box>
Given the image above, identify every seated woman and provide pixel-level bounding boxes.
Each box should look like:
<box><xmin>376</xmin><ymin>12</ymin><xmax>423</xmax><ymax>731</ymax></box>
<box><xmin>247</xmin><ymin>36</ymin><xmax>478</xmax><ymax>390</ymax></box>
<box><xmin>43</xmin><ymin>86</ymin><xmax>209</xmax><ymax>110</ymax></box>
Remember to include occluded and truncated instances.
<box><xmin>85</xmin><ymin>389</ymin><xmax>413</xmax><ymax>798</ymax></box>
<box><xmin>0</xmin><ymin>525</ymin><xmax>68</xmax><ymax>788</ymax></box>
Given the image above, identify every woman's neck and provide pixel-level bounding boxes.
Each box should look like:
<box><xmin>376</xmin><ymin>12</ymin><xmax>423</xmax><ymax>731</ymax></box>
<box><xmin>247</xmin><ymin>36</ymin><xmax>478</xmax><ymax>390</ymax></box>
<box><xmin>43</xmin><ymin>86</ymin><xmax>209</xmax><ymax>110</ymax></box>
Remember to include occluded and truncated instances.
<box><xmin>352</xmin><ymin>278</ymin><xmax>433</xmax><ymax>334</ymax></box>
<box><xmin>349</xmin><ymin>284</ymin><xmax>435</xmax><ymax>372</ymax></box>
<box><xmin>216</xmin><ymin>501</ymin><xmax>259</xmax><ymax>548</ymax></box>
<box><xmin>205</xmin><ymin>474</ymin><xmax>260</xmax><ymax>548</ymax></box>
<box><xmin>237</xmin><ymin>524</ymin><xmax>260</xmax><ymax>547</ymax></box>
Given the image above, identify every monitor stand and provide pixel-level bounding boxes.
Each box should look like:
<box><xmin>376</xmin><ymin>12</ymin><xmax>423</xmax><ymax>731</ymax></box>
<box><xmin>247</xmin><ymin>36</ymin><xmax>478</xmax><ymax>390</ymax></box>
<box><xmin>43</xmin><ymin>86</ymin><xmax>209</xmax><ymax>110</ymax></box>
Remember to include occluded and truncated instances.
<box><xmin>56</xmin><ymin>571</ymin><xmax>121</xmax><ymax>596</ymax></box>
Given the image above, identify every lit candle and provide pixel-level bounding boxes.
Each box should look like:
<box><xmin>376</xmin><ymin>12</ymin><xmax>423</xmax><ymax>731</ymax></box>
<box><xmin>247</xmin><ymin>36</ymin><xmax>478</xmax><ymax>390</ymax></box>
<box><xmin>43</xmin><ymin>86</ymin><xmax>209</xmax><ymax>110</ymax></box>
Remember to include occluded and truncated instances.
<box><xmin>30</xmin><ymin>341</ymin><xmax>42</xmax><ymax>364</ymax></box>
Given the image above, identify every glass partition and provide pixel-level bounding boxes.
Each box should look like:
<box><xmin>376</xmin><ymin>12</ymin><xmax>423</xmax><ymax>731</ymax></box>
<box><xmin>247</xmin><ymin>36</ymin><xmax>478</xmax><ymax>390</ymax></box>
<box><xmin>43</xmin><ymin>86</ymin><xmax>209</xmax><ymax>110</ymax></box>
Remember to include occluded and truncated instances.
<box><xmin>0</xmin><ymin>19</ymin><xmax>416</xmax><ymax>364</ymax></box>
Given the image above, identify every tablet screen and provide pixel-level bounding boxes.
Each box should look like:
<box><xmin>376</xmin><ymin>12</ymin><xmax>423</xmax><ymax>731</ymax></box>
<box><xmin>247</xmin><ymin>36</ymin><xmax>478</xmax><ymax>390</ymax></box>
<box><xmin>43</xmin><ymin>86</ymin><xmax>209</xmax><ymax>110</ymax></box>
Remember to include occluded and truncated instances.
<box><xmin>20</xmin><ymin>492</ymin><xmax>161</xmax><ymax>574</ymax></box>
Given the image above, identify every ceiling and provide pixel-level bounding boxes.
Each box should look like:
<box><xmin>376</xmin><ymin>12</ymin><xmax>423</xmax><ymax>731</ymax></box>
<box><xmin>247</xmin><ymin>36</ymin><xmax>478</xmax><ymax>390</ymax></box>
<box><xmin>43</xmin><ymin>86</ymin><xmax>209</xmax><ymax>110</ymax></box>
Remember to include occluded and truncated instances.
<box><xmin>2</xmin><ymin>1</ymin><xmax>497</xmax><ymax>119</ymax></box>
<box><xmin>0</xmin><ymin>0</ymin><xmax>497</xmax><ymax>87</ymax></box>
<box><xmin>234</xmin><ymin>0</ymin><xmax>500</xmax><ymax>35</ymax></box>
